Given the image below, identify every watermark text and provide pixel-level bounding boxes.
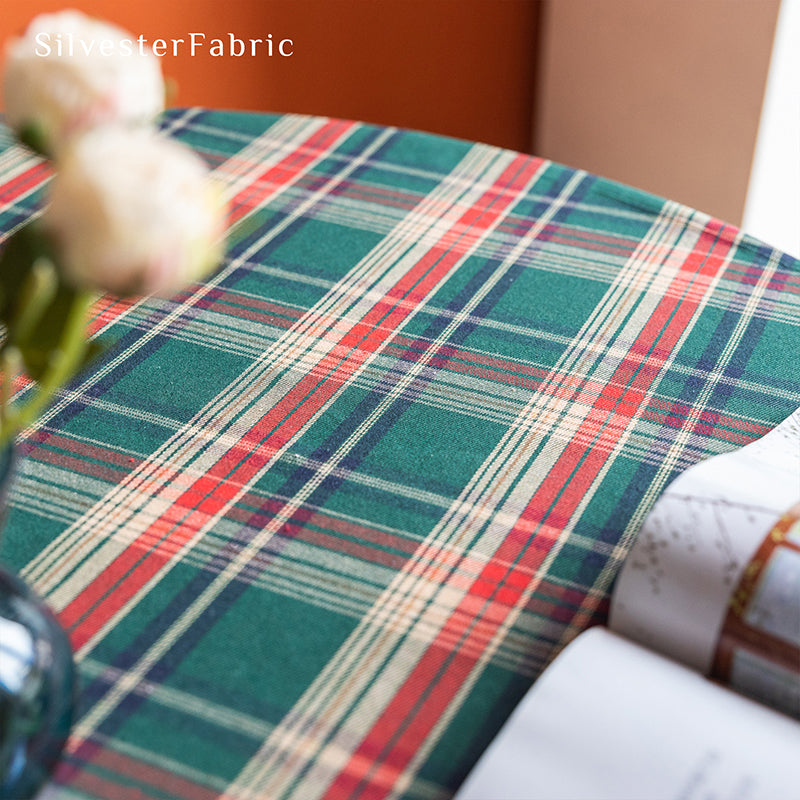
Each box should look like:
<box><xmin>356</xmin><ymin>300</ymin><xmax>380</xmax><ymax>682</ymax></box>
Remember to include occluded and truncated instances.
<box><xmin>34</xmin><ymin>32</ymin><xmax>294</xmax><ymax>58</ymax></box>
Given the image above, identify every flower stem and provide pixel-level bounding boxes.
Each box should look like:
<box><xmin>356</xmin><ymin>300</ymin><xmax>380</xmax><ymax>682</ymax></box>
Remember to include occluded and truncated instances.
<box><xmin>0</xmin><ymin>288</ymin><xmax>94</xmax><ymax>450</ymax></box>
<box><xmin>13</xmin><ymin>257</ymin><xmax>58</xmax><ymax>343</ymax></box>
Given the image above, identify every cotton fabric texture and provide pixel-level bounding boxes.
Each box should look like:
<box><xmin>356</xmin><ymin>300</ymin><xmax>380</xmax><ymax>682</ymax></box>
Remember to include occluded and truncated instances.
<box><xmin>0</xmin><ymin>108</ymin><xmax>797</xmax><ymax>799</ymax></box>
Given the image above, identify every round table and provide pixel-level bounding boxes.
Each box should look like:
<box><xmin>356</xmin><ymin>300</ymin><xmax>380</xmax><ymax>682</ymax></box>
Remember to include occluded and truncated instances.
<box><xmin>1</xmin><ymin>108</ymin><xmax>797</xmax><ymax>799</ymax></box>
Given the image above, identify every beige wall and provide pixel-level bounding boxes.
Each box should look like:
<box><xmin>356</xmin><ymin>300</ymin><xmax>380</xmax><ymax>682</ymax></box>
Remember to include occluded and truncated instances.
<box><xmin>534</xmin><ymin>0</ymin><xmax>780</xmax><ymax>225</ymax></box>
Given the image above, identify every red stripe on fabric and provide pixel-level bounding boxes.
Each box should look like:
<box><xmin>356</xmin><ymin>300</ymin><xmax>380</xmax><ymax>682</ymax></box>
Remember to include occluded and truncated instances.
<box><xmin>77</xmin><ymin>120</ymin><xmax>352</xmax><ymax>341</ymax></box>
<box><xmin>534</xmin><ymin>224</ymin><xmax>640</xmax><ymax>258</ymax></box>
<box><xmin>0</xmin><ymin>161</ymin><xmax>51</xmax><ymax>207</ymax></box>
<box><xmin>330</xmin><ymin>178</ymin><xmax>423</xmax><ymax>212</ymax></box>
<box><xmin>226</xmin><ymin>119</ymin><xmax>354</xmax><ymax>227</ymax></box>
<box><xmin>60</xmin><ymin>153</ymin><xmax>543</xmax><ymax>650</ymax></box>
<box><xmin>87</xmin><ymin>296</ymin><xmax>138</xmax><ymax>337</ymax></box>
<box><xmin>65</xmin><ymin>772</ymin><xmax>161</xmax><ymax>800</ymax></box>
<box><xmin>199</xmin><ymin>291</ymin><xmax>306</xmax><ymax>327</ymax></box>
<box><xmin>324</xmin><ymin>218</ymin><xmax>738</xmax><ymax>799</ymax></box>
<box><xmin>29</xmin><ymin>446</ymin><xmax>131</xmax><ymax>485</ymax></box>
<box><xmin>57</xmin><ymin>120</ymin><xmax>354</xmax><ymax>641</ymax></box>
<box><xmin>191</xmin><ymin>292</ymin><xmax>769</xmax><ymax>452</ymax></box>
<box><xmin>56</xmin><ymin>741</ymin><xmax>219</xmax><ymax>800</ymax></box>
<box><xmin>324</xmin><ymin>526</ymin><xmax>563</xmax><ymax>800</ymax></box>
<box><xmin>497</xmin><ymin>220</ymin><xmax>735</xmax><ymax>531</ymax></box>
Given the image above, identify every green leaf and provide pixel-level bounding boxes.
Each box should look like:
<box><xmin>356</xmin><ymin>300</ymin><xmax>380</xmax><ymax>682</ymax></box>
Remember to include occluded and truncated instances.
<box><xmin>18</xmin><ymin>122</ymin><xmax>51</xmax><ymax>159</ymax></box>
<box><xmin>0</xmin><ymin>222</ymin><xmax>98</xmax><ymax>446</ymax></box>
<box><xmin>0</xmin><ymin>223</ymin><xmax>54</xmax><ymax>322</ymax></box>
<box><xmin>0</xmin><ymin>224</ymin><xmax>76</xmax><ymax>380</ymax></box>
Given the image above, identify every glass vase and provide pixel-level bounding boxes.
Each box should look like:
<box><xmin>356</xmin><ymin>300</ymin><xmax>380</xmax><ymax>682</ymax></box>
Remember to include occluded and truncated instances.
<box><xmin>0</xmin><ymin>446</ymin><xmax>76</xmax><ymax>798</ymax></box>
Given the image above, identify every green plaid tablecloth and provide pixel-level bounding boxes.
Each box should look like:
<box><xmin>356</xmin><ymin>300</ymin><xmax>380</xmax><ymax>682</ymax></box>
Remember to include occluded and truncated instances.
<box><xmin>0</xmin><ymin>108</ymin><xmax>798</xmax><ymax>799</ymax></box>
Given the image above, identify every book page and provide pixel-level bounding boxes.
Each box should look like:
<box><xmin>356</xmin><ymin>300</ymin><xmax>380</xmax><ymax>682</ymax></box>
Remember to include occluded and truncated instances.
<box><xmin>609</xmin><ymin>408</ymin><xmax>800</xmax><ymax>678</ymax></box>
<box><xmin>455</xmin><ymin>628</ymin><xmax>800</xmax><ymax>800</ymax></box>
<box><xmin>710</xmin><ymin>504</ymin><xmax>800</xmax><ymax>718</ymax></box>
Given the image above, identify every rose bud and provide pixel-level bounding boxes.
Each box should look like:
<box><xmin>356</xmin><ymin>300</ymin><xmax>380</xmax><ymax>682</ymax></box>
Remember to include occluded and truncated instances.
<box><xmin>2</xmin><ymin>10</ymin><xmax>165</xmax><ymax>156</ymax></box>
<box><xmin>43</xmin><ymin>126</ymin><xmax>228</xmax><ymax>297</ymax></box>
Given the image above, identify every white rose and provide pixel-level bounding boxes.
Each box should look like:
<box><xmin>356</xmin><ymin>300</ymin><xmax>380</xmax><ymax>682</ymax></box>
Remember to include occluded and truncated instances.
<box><xmin>44</xmin><ymin>126</ymin><xmax>227</xmax><ymax>297</ymax></box>
<box><xmin>2</xmin><ymin>10</ymin><xmax>164</xmax><ymax>155</ymax></box>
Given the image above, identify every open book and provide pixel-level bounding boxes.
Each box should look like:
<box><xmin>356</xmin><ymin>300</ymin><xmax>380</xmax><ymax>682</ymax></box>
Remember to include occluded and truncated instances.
<box><xmin>456</xmin><ymin>409</ymin><xmax>800</xmax><ymax>800</ymax></box>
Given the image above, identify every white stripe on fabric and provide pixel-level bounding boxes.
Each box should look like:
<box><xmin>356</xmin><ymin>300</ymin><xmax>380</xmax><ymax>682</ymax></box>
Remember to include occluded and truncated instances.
<box><xmin>38</xmin><ymin>131</ymin><xmax>524</xmax><ymax>758</ymax></box>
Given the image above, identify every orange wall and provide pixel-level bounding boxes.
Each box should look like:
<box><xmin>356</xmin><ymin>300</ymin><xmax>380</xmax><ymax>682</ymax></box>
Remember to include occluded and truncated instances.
<box><xmin>2</xmin><ymin>0</ymin><xmax>540</xmax><ymax>152</ymax></box>
<box><xmin>3</xmin><ymin>2</ymin><xmax>779</xmax><ymax>224</ymax></box>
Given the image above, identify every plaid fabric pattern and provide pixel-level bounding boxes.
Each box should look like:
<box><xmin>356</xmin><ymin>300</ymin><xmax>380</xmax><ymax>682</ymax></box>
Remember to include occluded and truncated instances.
<box><xmin>0</xmin><ymin>108</ymin><xmax>797</xmax><ymax>800</ymax></box>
